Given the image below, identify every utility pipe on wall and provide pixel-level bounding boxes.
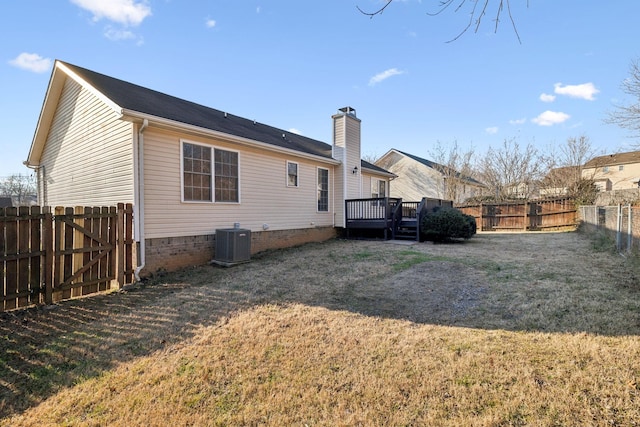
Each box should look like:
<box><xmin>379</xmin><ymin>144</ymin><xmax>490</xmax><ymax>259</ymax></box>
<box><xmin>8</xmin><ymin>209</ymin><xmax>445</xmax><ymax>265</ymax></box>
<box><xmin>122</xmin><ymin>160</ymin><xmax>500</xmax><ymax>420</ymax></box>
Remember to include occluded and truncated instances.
<box><xmin>134</xmin><ymin>119</ymin><xmax>148</xmax><ymax>281</ymax></box>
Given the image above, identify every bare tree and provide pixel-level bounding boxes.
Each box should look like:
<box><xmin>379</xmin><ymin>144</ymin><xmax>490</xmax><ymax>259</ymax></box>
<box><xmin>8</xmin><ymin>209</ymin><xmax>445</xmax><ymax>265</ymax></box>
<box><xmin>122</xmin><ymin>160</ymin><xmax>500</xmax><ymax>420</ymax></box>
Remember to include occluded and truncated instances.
<box><xmin>429</xmin><ymin>140</ymin><xmax>477</xmax><ymax>203</ymax></box>
<box><xmin>357</xmin><ymin>0</ymin><xmax>526</xmax><ymax>43</ymax></box>
<box><xmin>0</xmin><ymin>173</ymin><xmax>37</xmax><ymax>206</ymax></box>
<box><xmin>476</xmin><ymin>137</ymin><xmax>542</xmax><ymax>201</ymax></box>
<box><xmin>539</xmin><ymin>135</ymin><xmax>599</xmax><ymax>204</ymax></box>
<box><xmin>606</xmin><ymin>58</ymin><xmax>640</xmax><ymax>139</ymax></box>
<box><xmin>361</xmin><ymin>151</ymin><xmax>380</xmax><ymax>164</ymax></box>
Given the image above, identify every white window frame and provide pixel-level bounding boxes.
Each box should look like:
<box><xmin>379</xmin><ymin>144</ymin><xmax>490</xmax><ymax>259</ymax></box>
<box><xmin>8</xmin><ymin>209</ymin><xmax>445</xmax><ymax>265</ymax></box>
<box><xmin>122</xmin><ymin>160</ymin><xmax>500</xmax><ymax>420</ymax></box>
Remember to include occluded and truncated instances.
<box><xmin>180</xmin><ymin>140</ymin><xmax>240</xmax><ymax>204</ymax></box>
<box><xmin>317</xmin><ymin>167</ymin><xmax>329</xmax><ymax>212</ymax></box>
<box><xmin>371</xmin><ymin>178</ymin><xmax>386</xmax><ymax>198</ymax></box>
<box><xmin>286</xmin><ymin>161</ymin><xmax>299</xmax><ymax>187</ymax></box>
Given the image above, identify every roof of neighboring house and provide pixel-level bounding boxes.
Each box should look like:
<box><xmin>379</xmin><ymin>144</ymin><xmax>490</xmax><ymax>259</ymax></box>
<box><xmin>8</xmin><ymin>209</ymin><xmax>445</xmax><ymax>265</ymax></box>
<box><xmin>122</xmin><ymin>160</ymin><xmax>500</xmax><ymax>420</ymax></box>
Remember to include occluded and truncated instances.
<box><xmin>388</xmin><ymin>149</ymin><xmax>485</xmax><ymax>186</ymax></box>
<box><xmin>28</xmin><ymin>61</ymin><xmax>393</xmax><ymax>179</ymax></box>
<box><xmin>584</xmin><ymin>151</ymin><xmax>640</xmax><ymax>168</ymax></box>
<box><xmin>543</xmin><ymin>165</ymin><xmax>581</xmax><ymax>181</ymax></box>
<box><xmin>0</xmin><ymin>197</ymin><xmax>12</xmax><ymax>208</ymax></box>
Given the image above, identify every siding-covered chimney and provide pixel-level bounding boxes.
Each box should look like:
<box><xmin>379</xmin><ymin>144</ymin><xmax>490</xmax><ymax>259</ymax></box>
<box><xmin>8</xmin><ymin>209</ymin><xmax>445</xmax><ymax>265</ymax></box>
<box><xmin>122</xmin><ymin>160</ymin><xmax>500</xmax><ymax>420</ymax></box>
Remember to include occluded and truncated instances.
<box><xmin>332</xmin><ymin>107</ymin><xmax>362</xmax><ymax>226</ymax></box>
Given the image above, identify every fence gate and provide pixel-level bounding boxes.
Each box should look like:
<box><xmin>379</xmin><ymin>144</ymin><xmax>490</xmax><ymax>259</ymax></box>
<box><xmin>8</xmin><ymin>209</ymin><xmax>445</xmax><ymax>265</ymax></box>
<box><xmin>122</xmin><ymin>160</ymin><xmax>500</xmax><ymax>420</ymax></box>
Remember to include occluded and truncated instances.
<box><xmin>1</xmin><ymin>204</ymin><xmax>134</xmax><ymax>311</ymax></box>
<box><xmin>54</xmin><ymin>206</ymin><xmax>117</xmax><ymax>301</ymax></box>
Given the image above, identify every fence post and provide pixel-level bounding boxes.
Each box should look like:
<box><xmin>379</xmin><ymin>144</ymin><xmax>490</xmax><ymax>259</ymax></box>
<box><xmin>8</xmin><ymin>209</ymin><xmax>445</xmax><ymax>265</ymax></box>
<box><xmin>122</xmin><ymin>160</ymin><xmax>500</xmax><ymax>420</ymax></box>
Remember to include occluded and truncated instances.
<box><xmin>117</xmin><ymin>203</ymin><xmax>125</xmax><ymax>288</ymax></box>
<box><xmin>616</xmin><ymin>204</ymin><xmax>622</xmax><ymax>252</ymax></box>
<box><xmin>43</xmin><ymin>208</ymin><xmax>53</xmax><ymax>305</ymax></box>
<box><xmin>628</xmin><ymin>204</ymin><xmax>632</xmax><ymax>254</ymax></box>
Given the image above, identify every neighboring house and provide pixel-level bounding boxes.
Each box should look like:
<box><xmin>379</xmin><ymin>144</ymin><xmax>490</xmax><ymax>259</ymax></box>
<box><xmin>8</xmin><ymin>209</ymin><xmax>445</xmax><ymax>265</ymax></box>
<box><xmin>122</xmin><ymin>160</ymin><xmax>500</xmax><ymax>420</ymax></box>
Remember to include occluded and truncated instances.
<box><xmin>582</xmin><ymin>151</ymin><xmax>640</xmax><ymax>191</ymax></box>
<box><xmin>539</xmin><ymin>166</ymin><xmax>581</xmax><ymax>198</ymax></box>
<box><xmin>25</xmin><ymin>60</ymin><xmax>394</xmax><ymax>275</ymax></box>
<box><xmin>374</xmin><ymin>149</ymin><xmax>484</xmax><ymax>203</ymax></box>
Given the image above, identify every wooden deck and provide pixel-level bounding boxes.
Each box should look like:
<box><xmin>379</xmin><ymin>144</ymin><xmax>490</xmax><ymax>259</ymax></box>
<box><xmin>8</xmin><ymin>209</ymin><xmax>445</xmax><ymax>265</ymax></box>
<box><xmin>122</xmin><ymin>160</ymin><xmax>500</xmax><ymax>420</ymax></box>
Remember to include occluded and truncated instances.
<box><xmin>344</xmin><ymin>197</ymin><xmax>453</xmax><ymax>241</ymax></box>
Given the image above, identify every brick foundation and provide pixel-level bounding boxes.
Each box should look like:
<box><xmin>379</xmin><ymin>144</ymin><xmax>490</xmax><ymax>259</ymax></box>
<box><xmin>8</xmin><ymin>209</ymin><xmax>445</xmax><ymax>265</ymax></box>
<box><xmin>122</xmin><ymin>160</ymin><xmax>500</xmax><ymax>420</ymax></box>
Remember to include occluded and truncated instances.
<box><xmin>142</xmin><ymin>226</ymin><xmax>337</xmax><ymax>275</ymax></box>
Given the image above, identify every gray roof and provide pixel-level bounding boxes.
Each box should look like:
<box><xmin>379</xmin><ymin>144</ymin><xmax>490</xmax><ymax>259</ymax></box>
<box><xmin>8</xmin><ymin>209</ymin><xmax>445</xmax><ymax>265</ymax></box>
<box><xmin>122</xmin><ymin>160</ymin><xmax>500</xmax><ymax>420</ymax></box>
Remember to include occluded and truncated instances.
<box><xmin>584</xmin><ymin>151</ymin><xmax>640</xmax><ymax>168</ymax></box>
<box><xmin>62</xmin><ymin>62</ymin><xmax>331</xmax><ymax>160</ymax></box>
<box><xmin>395</xmin><ymin>149</ymin><xmax>484</xmax><ymax>186</ymax></box>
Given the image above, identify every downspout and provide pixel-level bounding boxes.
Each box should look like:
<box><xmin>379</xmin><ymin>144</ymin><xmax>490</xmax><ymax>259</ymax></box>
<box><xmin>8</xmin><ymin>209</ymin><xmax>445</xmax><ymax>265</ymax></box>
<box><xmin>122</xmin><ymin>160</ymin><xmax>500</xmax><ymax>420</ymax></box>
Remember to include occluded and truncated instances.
<box><xmin>23</xmin><ymin>162</ymin><xmax>44</xmax><ymax>206</ymax></box>
<box><xmin>134</xmin><ymin>119</ymin><xmax>148</xmax><ymax>281</ymax></box>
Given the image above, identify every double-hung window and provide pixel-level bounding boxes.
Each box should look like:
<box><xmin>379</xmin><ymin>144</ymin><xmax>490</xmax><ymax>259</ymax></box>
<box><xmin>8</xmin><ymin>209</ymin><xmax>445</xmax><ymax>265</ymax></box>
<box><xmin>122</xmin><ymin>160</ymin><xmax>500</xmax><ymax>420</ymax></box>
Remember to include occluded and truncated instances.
<box><xmin>182</xmin><ymin>141</ymin><xmax>239</xmax><ymax>203</ymax></box>
<box><xmin>317</xmin><ymin>168</ymin><xmax>329</xmax><ymax>212</ymax></box>
<box><xmin>371</xmin><ymin>179</ymin><xmax>386</xmax><ymax>198</ymax></box>
<box><xmin>287</xmin><ymin>161</ymin><xmax>299</xmax><ymax>187</ymax></box>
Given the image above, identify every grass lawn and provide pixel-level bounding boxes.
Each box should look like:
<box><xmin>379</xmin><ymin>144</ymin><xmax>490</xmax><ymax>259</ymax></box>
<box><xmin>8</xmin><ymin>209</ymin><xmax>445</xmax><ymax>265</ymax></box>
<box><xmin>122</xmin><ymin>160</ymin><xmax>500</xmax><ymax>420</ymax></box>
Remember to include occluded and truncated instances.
<box><xmin>1</xmin><ymin>231</ymin><xmax>640</xmax><ymax>426</ymax></box>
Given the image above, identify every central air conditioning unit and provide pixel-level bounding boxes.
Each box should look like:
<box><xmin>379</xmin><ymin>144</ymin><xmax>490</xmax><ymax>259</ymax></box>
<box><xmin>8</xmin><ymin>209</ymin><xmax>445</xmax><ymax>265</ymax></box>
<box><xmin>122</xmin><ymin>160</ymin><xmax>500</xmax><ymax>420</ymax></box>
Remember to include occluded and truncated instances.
<box><xmin>213</xmin><ymin>228</ymin><xmax>251</xmax><ymax>266</ymax></box>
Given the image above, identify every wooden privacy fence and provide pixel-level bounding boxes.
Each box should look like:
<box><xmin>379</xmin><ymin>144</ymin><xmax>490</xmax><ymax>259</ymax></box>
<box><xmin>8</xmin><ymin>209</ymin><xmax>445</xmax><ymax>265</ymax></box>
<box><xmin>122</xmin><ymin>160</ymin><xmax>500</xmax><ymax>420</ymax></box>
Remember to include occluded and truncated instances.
<box><xmin>1</xmin><ymin>203</ymin><xmax>134</xmax><ymax>312</ymax></box>
<box><xmin>457</xmin><ymin>198</ymin><xmax>577</xmax><ymax>232</ymax></box>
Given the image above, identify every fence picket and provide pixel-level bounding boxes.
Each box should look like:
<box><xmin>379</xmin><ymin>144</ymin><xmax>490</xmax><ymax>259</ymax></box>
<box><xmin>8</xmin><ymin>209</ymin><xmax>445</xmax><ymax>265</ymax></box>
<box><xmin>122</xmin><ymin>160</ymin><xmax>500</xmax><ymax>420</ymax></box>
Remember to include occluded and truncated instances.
<box><xmin>0</xmin><ymin>208</ymin><xmax>5</xmax><ymax>309</ymax></box>
<box><xmin>1</xmin><ymin>204</ymin><xmax>134</xmax><ymax>312</ymax></box>
<box><xmin>4</xmin><ymin>207</ymin><xmax>18</xmax><ymax>310</ymax></box>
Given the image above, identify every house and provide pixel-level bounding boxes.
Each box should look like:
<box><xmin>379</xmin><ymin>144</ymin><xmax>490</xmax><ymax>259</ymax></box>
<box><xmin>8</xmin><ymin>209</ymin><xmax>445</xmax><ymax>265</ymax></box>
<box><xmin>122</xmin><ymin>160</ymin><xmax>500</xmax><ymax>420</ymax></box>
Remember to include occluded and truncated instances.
<box><xmin>538</xmin><ymin>166</ymin><xmax>582</xmax><ymax>198</ymax></box>
<box><xmin>25</xmin><ymin>61</ymin><xmax>394</xmax><ymax>276</ymax></box>
<box><xmin>582</xmin><ymin>151</ymin><xmax>640</xmax><ymax>191</ymax></box>
<box><xmin>374</xmin><ymin>149</ymin><xmax>484</xmax><ymax>204</ymax></box>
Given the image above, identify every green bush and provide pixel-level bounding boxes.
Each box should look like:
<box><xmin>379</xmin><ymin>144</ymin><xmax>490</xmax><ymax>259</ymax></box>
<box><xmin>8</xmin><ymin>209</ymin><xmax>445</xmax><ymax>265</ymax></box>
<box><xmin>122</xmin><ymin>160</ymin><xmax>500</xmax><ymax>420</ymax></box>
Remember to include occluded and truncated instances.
<box><xmin>420</xmin><ymin>207</ymin><xmax>476</xmax><ymax>242</ymax></box>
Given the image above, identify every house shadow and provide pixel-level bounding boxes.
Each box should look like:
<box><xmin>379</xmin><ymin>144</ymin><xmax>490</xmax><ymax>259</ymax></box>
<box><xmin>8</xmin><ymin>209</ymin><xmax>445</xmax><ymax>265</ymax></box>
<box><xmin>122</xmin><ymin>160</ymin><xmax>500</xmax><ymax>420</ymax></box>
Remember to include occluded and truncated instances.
<box><xmin>2</xmin><ymin>234</ymin><xmax>639</xmax><ymax>419</ymax></box>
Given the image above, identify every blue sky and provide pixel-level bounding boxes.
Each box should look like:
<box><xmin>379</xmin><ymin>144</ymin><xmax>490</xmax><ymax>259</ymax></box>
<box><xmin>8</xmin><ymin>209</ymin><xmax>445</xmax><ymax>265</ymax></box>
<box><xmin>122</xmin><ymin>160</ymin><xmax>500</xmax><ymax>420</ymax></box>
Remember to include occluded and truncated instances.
<box><xmin>2</xmin><ymin>0</ymin><xmax>640</xmax><ymax>177</ymax></box>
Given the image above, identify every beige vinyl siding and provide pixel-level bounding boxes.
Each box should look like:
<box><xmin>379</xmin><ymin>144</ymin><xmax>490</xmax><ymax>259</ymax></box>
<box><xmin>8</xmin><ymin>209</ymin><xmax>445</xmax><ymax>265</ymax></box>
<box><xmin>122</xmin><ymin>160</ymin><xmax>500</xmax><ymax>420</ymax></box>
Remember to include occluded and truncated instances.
<box><xmin>361</xmin><ymin>174</ymin><xmax>372</xmax><ymax>198</ymax></box>
<box><xmin>377</xmin><ymin>152</ymin><xmax>445</xmax><ymax>201</ymax></box>
<box><xmin>344</xmin><ymin>116</ymin><xmax>362</xmax><ymax>199</ymax></box>
<box><xmin>39</xmin><ymin>78</ymin><xmax>134</xmax><ymax>206</ymax></box>
<box><xmin>583</xmin><ymin>163</ymin><xmax>640</xmax><ymax>190</ymax></box>
<box><xmin>143</xmin><ymin>128</ymin><xmax>335</xmax><ymax>239</ymax></box>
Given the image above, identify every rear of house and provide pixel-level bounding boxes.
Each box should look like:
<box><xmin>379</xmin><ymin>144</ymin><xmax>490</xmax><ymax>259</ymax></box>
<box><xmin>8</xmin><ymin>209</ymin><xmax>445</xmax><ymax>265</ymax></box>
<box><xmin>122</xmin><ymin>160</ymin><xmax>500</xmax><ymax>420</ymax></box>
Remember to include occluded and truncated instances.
<box><xmin>26</xmin><ymin>61</ymin><xmax>394</xmax><ymax>276</ymax></box>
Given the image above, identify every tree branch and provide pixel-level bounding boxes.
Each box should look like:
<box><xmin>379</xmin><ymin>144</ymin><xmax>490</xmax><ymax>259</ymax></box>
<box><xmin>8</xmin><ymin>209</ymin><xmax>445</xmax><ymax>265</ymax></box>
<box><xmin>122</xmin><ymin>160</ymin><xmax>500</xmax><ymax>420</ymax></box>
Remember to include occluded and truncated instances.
<box><xmin>357</xmin><ymin>0</ymin><xmax>523</xmax><ymax>43</ymax></box>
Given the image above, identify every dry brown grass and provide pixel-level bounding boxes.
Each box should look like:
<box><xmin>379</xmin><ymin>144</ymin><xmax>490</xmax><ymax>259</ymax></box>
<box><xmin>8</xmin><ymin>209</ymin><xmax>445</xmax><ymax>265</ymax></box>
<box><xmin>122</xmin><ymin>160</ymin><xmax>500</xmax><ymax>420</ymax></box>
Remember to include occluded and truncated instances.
<box><xmin>2</xmin><ymin>231</ymin><xmax>640</xmax><ymax>426</ymax></box>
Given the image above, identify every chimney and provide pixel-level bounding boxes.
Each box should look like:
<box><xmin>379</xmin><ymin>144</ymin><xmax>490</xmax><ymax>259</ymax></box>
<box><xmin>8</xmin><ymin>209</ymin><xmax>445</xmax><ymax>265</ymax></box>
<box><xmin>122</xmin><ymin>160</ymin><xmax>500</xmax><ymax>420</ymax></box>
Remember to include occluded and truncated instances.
<box><xmin>332</xmin><ymin>107</ymin><xmax>362</xmax><ymax>225</ymax></box>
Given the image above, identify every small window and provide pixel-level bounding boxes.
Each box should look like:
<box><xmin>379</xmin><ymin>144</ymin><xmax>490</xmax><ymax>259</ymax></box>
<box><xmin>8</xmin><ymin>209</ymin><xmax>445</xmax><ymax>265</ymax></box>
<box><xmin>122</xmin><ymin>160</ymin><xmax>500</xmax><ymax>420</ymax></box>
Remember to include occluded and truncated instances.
<box><xmin>371</xmin><ymin>179</ymin><xmax>386</xmax><ymax>198</ymax></box>
<box><xmin>317</xmin><ymin>168</ymin><xmax>329</xmax><ymax>212</ymax></box>
<box><xmin>287</xmin><ymin>161</ymin><xmax>299</xmax><ymax>187</ymax></box>
<box><xmin>619</xmin><ymin>165</ymin><xmax>624</xmax><ymax>171</ymax></box>
<box><xmin>603</xmin><ymin>166</ymin><xmax>609</xmax><ymax>173</ymax></box>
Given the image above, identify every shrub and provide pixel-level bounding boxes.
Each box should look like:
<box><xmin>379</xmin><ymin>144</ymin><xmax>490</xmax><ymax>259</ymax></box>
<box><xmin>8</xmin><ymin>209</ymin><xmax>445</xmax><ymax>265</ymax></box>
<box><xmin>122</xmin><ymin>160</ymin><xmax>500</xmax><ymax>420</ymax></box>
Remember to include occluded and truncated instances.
<box><xmin>420</xmin><ymin>207</ymin><xmax>476</xmax><ymax>242</ymax></box>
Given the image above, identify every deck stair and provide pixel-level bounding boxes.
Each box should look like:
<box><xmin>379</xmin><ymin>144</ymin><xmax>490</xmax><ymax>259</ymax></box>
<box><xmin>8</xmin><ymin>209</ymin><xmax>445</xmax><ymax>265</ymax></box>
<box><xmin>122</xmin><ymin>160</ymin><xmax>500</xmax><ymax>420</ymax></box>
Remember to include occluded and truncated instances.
<box><xmin>395</xmin><ymin>218</ymin><xmax>419</xmax><ymax>240</ymax></box>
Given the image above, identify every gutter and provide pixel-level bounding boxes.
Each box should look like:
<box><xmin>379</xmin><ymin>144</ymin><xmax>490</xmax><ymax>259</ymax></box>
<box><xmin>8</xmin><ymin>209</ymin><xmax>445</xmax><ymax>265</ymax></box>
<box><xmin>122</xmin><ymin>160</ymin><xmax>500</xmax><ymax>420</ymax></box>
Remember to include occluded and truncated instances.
<box><xmin>120</xmin><ymin>109</ymin><xmax>341</xmax><ymax>166</ymax></box>
<box><xmin>133</xmin><ymin>119</ymin><xmax>148</xmax><ymax>281</ymax></box>
<box><xmin>22</xmin><ymin>162</ymin><xmax>44</xmax><ymax>206</ymax></box>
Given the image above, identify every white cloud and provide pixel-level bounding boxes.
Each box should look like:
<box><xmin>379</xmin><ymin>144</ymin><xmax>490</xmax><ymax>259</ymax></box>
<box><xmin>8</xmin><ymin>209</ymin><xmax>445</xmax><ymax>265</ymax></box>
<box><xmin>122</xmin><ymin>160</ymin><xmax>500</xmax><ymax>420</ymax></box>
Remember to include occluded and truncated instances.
<box><xmin>369</xmin><ymin>68</ymin><xmax>405</xmax><ymax>86</ymax></box>
<box><xmin>539</xmin><ymin>93</ymin><xmax>556</xmax><ymax>103</ymax></box>
<box><xmin>8</xmin><ymin>53</ymin><xmax>52</xmax><ymax>73</ymax></box>
<box><xmin>509</xmin><ymin>118</ymin><xmax>526</xmax><ymax>125</ymax></box>
<box><xmin>288</xmin><ymin>128</ymin><xmax>302</xmax><ymax>135</ymax></box>
<box><xmin>532</xmin><ymin>111</ymin><xmax>570</xmax><ymax>126</ymax></box>
<box><xmin>553</xmin><ymin>82</ymin><xmax>599</xmax><ymax>101</ymax></box>
<box><xmin>205</xmin><ymin>18</ymin><xmax>216</xmax><ymax>28</ymax></box>
<box><xmin>70</xmin><ymin>0</ymin><xmax>151</xmax><ymax>26</ymax></box>
<box><xmin>105</xmin><ymin>26</ymin><xmax>135</xmax><ymax>40</ymax></box>
<box><xmin>485</xmin><ymin>126</ymin><xmax>499</xmax><ymax>135</ymax></box>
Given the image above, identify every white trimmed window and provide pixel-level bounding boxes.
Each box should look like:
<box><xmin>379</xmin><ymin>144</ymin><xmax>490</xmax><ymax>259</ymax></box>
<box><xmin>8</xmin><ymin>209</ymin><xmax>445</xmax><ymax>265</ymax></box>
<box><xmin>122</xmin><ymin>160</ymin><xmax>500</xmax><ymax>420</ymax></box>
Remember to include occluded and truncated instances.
<box><xmin>317</xmin><ymin>167</ymin><xmax>329</xmax><ymax>212</ymax></box>
<box><xmin>182</xmin><ymin>141</ymin><xmax>239</xmax><ymax>203</ymax></box>
<box><xmin>372</xmin><ymin>179</ymin><xmax>386</xmax><ymax>198</ymax></box>
<box><xmin>287</xmin><ymin>161</ymin><xmax>299</xmax><ymax>187</ymax></box>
